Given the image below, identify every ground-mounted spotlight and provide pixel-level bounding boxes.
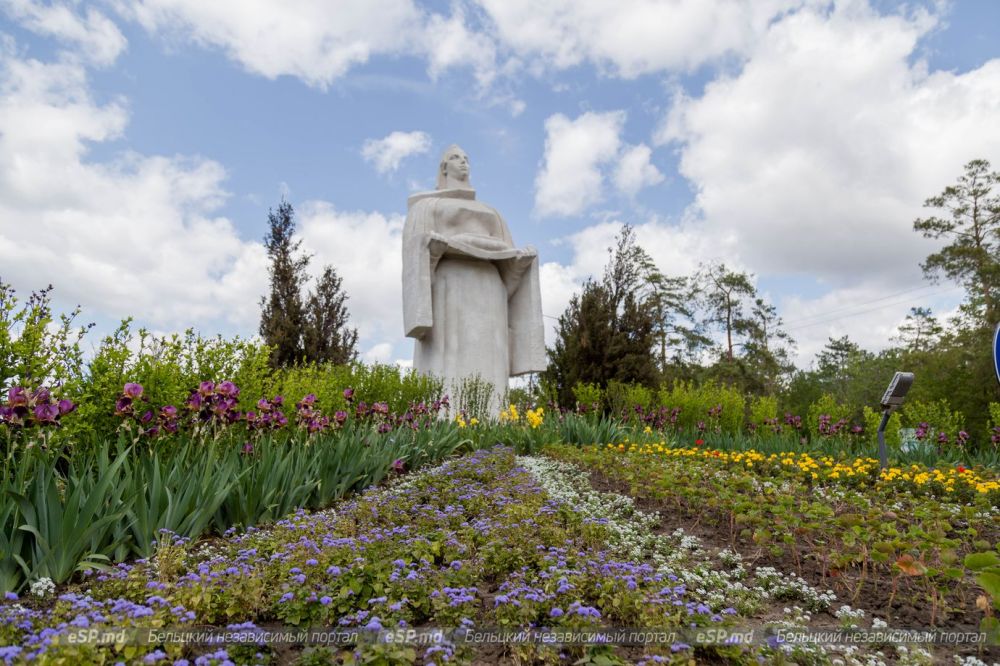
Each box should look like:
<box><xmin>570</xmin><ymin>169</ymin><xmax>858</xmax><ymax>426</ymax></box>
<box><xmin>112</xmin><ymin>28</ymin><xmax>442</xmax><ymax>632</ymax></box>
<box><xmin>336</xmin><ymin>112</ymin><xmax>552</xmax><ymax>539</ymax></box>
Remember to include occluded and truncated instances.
<box><xmin>877</xmin><ymin>371</ymin><xmax>914</xmax><ymax>469</ymax></box>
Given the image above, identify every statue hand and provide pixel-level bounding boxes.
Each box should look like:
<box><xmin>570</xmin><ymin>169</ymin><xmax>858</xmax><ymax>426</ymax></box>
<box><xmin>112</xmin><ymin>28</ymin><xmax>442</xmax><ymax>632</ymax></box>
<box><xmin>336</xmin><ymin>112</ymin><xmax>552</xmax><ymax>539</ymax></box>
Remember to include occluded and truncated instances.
<box><xmin>517</xmin><ymin>245</ymin><xmax>537</xmax><ymax>259</ymax></box>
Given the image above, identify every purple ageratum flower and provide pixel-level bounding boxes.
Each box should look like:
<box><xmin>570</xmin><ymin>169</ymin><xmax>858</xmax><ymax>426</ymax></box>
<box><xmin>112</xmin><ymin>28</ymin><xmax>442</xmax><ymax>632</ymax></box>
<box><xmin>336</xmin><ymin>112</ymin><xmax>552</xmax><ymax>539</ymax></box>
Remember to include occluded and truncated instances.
<box><xmin>123</xmin><ymin>382</ymin><xmax>144</xmax><ymax>400</ymax></box>
<box><xmin>320</xmin><ymin>596</ymin><xmax>332</xmax><ymax>606</ymax></box>
<box><xmin>343</xmin><ymin>388</ymin><xmax>354</xmax><ymax>401</ymax></box>
<box><xmin>549</xmin><ymin>607</ymin><xmax>564</xmax><ymax>617</ymax></box>
<box><xmin>365</xmin><ymin>617</ymin><xmax>383</xmax><ymax>631</ymax></box>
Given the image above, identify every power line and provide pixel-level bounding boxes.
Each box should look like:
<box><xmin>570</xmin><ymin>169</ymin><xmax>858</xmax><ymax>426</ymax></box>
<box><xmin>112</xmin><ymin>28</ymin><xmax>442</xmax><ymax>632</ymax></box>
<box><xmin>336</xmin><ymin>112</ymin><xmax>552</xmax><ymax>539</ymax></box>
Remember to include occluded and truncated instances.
<box><xmin>781</xmin><ymin>283</ymin><xmax>951</xmax><ymax>327</ymax></box>
<box><xmin>784</xmin><ymin>286</ymin><xmax>962</xmax><ymax>332</ymax></box>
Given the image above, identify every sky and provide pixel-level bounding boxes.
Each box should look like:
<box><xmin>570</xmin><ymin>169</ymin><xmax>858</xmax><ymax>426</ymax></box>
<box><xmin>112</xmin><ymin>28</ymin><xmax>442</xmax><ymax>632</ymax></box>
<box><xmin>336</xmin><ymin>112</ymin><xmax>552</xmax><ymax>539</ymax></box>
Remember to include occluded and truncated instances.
<box><xmin>1</xmin><ymin>0</ymin><xmax>999</xmax><ymax>370</ymax></box>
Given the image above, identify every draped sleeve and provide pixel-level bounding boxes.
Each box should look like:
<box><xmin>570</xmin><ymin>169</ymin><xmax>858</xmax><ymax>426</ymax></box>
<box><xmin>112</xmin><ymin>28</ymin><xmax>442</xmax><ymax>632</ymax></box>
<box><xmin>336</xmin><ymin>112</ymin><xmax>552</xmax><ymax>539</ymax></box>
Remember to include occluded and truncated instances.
<box><xmin>402</xmin><ymin>196</ymin><xmax>437</xmax><ymax>339</ymax></box>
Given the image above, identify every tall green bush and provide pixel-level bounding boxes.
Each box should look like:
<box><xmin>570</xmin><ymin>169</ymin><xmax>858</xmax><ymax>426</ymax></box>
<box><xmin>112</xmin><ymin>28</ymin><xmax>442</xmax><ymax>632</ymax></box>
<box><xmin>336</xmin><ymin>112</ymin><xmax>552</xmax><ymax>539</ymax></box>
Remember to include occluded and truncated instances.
<box><xmin>657</xmin><ymin>380</ymin><xmax>745</xmax><ymax>434</ymax></box>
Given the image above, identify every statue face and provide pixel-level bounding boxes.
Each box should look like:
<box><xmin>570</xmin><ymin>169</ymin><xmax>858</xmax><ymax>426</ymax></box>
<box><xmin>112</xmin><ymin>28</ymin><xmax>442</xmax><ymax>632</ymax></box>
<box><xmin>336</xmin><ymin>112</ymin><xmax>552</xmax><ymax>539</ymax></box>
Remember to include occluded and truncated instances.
<box><xmin>443</xmin><ymin>149</ymin><xmax>469</xmax><ymax>182</ymax></box>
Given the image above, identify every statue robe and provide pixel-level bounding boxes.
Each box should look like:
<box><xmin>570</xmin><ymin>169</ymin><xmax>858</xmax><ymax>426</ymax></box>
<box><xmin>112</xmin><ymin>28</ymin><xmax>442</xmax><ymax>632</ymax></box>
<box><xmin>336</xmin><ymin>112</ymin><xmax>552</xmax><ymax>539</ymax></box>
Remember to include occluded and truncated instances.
<box><xmin>402</xmin><ymin>188</ymin><xmax>546</xmax><ymax>405</ymax></box>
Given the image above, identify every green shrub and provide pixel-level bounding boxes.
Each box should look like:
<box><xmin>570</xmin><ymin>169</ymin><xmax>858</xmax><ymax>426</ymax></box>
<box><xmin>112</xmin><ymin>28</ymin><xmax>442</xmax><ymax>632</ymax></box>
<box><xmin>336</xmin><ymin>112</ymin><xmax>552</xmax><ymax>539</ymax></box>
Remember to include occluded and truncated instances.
<box><xmin>902</xmin><ymin>398</ymin><xmax>966</xmax><ymax>443</ymax></box>
<box><xmin>657</xmin><ymin>380</ymin><xmax>745</xmax><ymax>434</ymax></box>
<box><xmin>572</xmin><ymin>381</ymin><xmax>603</xmax><ymax>413</ymax></box>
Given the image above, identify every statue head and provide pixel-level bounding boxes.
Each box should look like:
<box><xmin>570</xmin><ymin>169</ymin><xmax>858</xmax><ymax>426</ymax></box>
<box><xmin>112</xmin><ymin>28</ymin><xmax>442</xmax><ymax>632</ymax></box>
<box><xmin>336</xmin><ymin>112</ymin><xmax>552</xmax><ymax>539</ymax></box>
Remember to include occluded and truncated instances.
<box><xmin>436</xmin><ymin>144</ymin><xmax>472</xmax><ymax>190</ymax></box>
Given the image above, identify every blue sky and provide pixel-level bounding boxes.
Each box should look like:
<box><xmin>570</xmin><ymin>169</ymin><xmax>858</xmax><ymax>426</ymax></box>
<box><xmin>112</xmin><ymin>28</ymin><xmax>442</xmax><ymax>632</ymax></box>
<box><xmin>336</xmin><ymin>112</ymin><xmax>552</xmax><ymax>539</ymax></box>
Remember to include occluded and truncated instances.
<box><xmin>1</xmin><ymin>0</ymin><xmax>999</xmax><ymax>369</ymax></box>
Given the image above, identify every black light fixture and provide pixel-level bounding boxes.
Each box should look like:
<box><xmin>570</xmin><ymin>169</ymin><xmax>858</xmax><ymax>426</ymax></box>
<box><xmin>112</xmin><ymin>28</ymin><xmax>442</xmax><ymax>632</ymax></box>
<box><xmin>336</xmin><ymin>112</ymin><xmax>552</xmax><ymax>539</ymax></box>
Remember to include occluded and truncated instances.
<box><xmin>877</xmin><ymin>371</ymin><xmax>914</xmax><ymax>469</ymax></box>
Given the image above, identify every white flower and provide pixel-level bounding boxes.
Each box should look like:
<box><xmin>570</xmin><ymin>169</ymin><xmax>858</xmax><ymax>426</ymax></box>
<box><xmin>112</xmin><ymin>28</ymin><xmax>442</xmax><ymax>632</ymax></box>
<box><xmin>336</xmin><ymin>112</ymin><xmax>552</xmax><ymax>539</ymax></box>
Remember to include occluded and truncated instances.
<box><xmin>30</xmin><ymin>577</ymin><xmax>55</xmax><ymax>598</ymax></box>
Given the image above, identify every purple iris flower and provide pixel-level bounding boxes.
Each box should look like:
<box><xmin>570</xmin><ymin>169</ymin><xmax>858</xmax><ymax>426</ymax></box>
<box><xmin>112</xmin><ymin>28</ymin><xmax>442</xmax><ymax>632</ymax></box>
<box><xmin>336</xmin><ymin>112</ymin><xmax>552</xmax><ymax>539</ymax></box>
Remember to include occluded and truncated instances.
<box><xmin>33</xmin><ymin>403</ymin><xmax>59</xmax><ymax>424</ymax></box>
<box><xmin>198</xmin><ymin>381</ymin><xmax>215</xmax><ymax>396</ymax></box>
<box><xmin>160</xmin><ymin>405</ymin><xmax>178</xmax><ymax>419</ymax></box>
<box><xmin>7</xmin><ymin>387</ymin><xmax>28</xmax><ymax>407</ymax></box>
<box><xmin>123</xmin><ymin>383</ymin><xmax>144</xmax><ymax>399</ymax></box>
<box><xmin>216</xmin><ymin>381</ymin><xmax>238</xmax><ymax>397</ymax></box>
<box><xmin>57</xmin><ymin>399</ymin><xmax>76</xmax><ymax>415</ymax></box>
<box><xmin>343</xmin><ymin>388</ymin><xmax>354</xmax><ymax>401</ymax></box>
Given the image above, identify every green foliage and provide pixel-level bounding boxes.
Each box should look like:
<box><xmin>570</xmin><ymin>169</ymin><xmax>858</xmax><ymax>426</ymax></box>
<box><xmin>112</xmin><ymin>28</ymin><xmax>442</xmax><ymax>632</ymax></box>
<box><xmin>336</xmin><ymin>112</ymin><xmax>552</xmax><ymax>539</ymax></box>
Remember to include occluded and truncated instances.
<box><xmin>545</xmin><ymin>226</ymin><xmax>660</xmax><ymax>406</ymax></box>
<box><xmin>272</xmin><ymin>362</ymin><xmax>444</xmax><ymax>418</ymax></box>
<box><xmin>259</xmin><ymin>201</ymin><xmax>359</xmax><ymax>368</ymax></box>
<box><xmin>605</xmin><ymin>380</ymin><xmax>653</xmax><ymax>417</ymax></box>
<box><xmin>862</xmin><ymin>406</ymin><xmax>902</xmax><ymax>449</ymax></box>
<box><xmin>806</xmin><ymin>394</ymin><xmax>854</xmax><ymax>435</ymax></box>
<box><xmin>571</xmin><ymin>381</ymin><xmax>603</xmax><ymax>412</ymax></box>
<box><xmin>902</xmin><ymin>399</ymin><xmax>966</xmax><ymax>440</ymax></box>
<box><xmin>8</xmin><ymin>446</ymin><xmax>132</xmax><ymax>585</ymax></box>
<box><xmin>66</xmin><ymin>322</ymin><xmax>272</xmax><ymax>445</ymax></box>
<box><xmin>913</xmin><ymin>159</ymin><xmax>1000</xmax><ymax>327</ymax></box>
<box><xmin>657</xmin><ymin>379</ymin><xmax>745</xmax><ymax>434</ymax></box>
<box><xmin>0</xmin><ymin>281</ymin><xmax>91</xmax><ymax>391</ymax></box>
<box><xmin>748</xmin><ymin>394</ymin><xmax>778</xmax><ymax>427</ymax></box>
<box><xmin>453</xmin><ymin>374</ymin><xmax>497</xmax><ymax>423</ymax></box>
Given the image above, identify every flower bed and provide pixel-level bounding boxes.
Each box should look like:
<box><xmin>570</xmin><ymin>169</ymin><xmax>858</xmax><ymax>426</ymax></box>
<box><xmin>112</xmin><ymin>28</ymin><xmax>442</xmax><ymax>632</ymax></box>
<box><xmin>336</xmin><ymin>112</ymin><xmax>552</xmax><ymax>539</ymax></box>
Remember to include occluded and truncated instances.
<box><xmin>0</xmin><ymin>446</ymin><xmax>882</xmax><ymax>665</ymax></box>
<box><xmin>544</xmin><ymin>442</ymin><xmax>1000</xmax><ymax>647</ymax></box>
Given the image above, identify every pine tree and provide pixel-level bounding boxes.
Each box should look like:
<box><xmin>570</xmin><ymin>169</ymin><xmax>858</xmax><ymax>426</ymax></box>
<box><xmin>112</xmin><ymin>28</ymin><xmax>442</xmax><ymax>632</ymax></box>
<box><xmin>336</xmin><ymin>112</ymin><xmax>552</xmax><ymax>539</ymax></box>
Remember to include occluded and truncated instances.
<box><xmin>259</xmin><ymin>200</ymin><xmax>358</xmax><ymax>368</ymax></box>
<box><xmin>259</xmin><ymin>200</ymin><xmax>309</xmax><ymax>368</ymax></box>
<box><xmin>303</xmin><ymin>265</ymin><xmax>358</xmax><ymax>365</ymax></box>
<box><xmin>544</xmin><ymin>226</ymin><xmax>658</xmax><ymax>406</ymax></box>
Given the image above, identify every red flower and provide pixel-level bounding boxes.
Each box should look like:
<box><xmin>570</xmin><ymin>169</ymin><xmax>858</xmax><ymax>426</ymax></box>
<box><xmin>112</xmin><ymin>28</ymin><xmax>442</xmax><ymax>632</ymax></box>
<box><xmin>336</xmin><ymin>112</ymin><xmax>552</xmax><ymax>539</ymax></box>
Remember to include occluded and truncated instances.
<box><xmin>695</xmin><ymin>439</ymin><xmax>704</xmax><ymax>446</ymax></box>
<box><xmin>957</xmin><ymin>465</ymin><xmax>967</xmax><ymax>474</ymax></box>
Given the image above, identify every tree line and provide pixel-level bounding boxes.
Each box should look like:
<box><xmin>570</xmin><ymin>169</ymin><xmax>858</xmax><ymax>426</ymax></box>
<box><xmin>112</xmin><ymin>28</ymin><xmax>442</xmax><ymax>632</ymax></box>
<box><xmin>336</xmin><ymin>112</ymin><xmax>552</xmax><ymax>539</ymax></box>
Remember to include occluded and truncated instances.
<box><xmin>543</xmin><ymin>159</ymin><xmax>1000</xmax><ymax>443</ymax></box>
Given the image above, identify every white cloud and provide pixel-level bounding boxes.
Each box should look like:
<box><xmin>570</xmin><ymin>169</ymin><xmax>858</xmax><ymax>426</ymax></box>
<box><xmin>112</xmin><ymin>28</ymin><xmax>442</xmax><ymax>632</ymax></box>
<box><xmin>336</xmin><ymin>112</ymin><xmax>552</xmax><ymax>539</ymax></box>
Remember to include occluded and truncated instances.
<box><xmin>361</xmin><ymin>130</ymin><xmax>432</xmax><ymax>174</ymax></box>
<box><xmin>1</xmin><ymin>0</ymin><xmax>127</xmax><ymax>66</ymax></box>
<box><xmin>115</xmin><ymin>0</ymin><xmax>423</xmax><ymax>87</ymax></box>
<box><xmin>422</xmin><ymin>6</ymin><xmax>498</xmax><ymax>88</ymax></box>
<box><xmin>659</xmin><ymin>2</ymin><xmax>1000</xmax><ymax>283</ymax></box>
<box><xmin>296</xmin><ymin>202</ymin><xmax>405</xmax><ymax>354</ymax></box>
<box><xmin>613</xmin><ymin>143</ymin><xmax>664</xmax><ymax>197</ymax></box>
<box><xmin>648</xmin><ymin>1</ymin><xmax>1000</xmax><ymax>362</ymax></box>
<box><xmin>0</xmin><ymin>46</ymin><xmax>268</xmax><ymax>333</ymax></box>
<box><xmin>114</xmin><ymin>0</ymin><xmax>501</xmax><ymax>89</ymax></box>
<box><xmin>780</xmin><ymin>282</ymin><xmax>964</xmax><ymax>367</ymax></box>
<box><xmin>477</xmin><ymin>0</ymin><xmax>807</xmax><ymax>77</ymax></box>
<box><xmin>534</xmin><ymin>110</ymin><xmax>624</xmax><ymax>217</ymax></box>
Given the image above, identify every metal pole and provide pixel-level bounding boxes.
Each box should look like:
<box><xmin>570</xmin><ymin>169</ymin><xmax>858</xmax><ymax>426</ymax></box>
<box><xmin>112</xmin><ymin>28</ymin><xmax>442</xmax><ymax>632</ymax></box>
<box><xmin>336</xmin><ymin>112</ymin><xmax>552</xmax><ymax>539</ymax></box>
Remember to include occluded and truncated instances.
<box><xmin>877</xmin><ymin>409</ymin><xmax>891</xmax><ymax>470</ymax></box>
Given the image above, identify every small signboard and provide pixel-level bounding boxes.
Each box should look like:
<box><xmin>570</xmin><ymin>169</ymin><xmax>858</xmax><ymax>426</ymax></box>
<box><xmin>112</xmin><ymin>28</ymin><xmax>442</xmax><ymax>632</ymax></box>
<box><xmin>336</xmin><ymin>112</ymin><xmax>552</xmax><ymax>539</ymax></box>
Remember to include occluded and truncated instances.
<box><xmin>994</xmin><ymin>322</ymin><xmax>1000</xmax><ymax>386</ymax></box>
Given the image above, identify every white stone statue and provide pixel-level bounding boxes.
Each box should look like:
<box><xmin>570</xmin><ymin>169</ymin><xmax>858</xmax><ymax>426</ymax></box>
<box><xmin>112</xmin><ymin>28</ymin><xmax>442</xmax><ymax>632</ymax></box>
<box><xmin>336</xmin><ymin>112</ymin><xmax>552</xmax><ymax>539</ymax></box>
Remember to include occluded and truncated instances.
<box><xmin>402</xmin><ymin>145</ymin><xmax>546</xmax><ymax>413</ymax></box>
